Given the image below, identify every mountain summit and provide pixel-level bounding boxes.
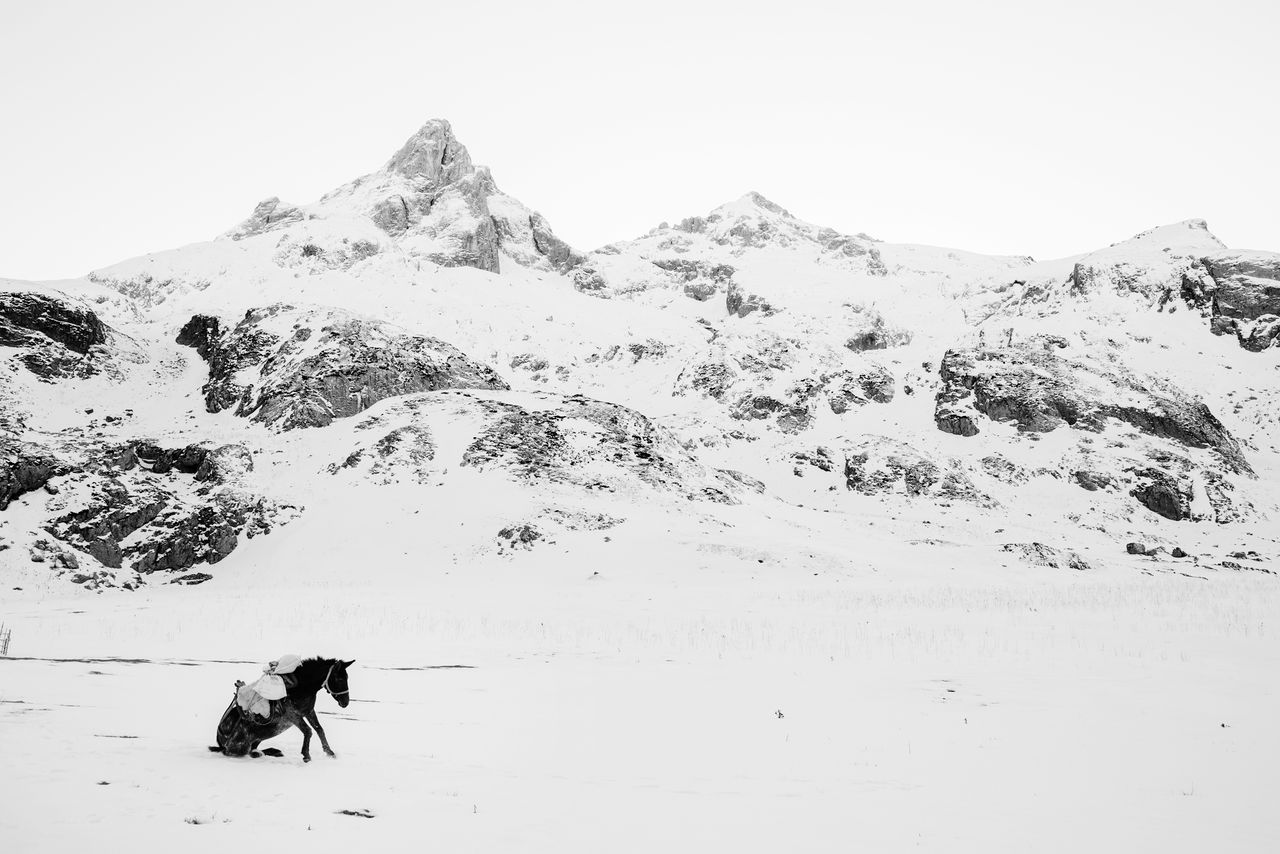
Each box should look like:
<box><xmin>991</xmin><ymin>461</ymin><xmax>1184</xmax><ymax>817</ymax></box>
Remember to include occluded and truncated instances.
<box><xmin>226</xmin><ymin>118</ymin><xmax>579</xmax><ymax>275</ymax></box>
<box><xmin>382</xmin><ymin>118</ymin><xmax>474</xmax><ymax>185</ymax></box>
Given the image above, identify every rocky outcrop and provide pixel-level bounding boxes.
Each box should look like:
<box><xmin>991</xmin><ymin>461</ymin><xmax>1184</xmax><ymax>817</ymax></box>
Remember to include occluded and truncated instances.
<box><xmin>1</xmin><ymin>438</ymin><xmax>65</xmax><ymax>509</ymax></box>
<box><xmin>844</xmin><ymin>309</ymin><xmax>912</xmax><ymax>352</ymax></box>
<box><xmin>651</xmin><ymin>259</ymin><xmax>736</xmax><ymax>302</ymax></box>
<box><xmin>826</xmin><ymin>365</ymin><xmax>895</xmax><ymax>413</ymax></box>
<box><xmin>38</xmin><ymin>440</ymin><xmax>291</xmax><ymax>576</ymax></box>
<box><xmin>1202</xmin><ymin>251</ymin><xmax>1280</xmax><ymax>320</ymax></box>
<box><xmin>383</xmin><ymin>119</ymin><xmax>475</xmax><ymax>186</ymax></box>
<box><xmin>1129</xmin><ymin>468</ymin><xmax>1194</xmax><ymax>521</ymax></box>
<box><xmin>842</xmin><ymin>437</ymin><xmax>992</xmax><ymax>505</ymax></box>
<box><xmin>1000</xmin><ymin>542</ymin><xmax>1090</xmax><ymax>571</ymax></box>
<box><xmin>0</xmin><ymin>291</ymin><xmax>108</xmax><ymax>378</ymax></box>
<box><xmin>227</xmin><ymin>197</ymin><xmax>305</xmax><ymax>240</ymax></box>
<box><xmin>674</xmin><ymin>361</ymin><xmax>737</xmax><ymax>400</ymax></box>
<box><xmin>221</xmin><ymin>119</ymin><xmax>579</xmax><ymax>277</ymax></box>
<box><xmin>1236</xmin><ymin>315</ymin><xmax>1280</xmax><ymax>352</ymax></box>
<box><xmin>726</xmin><ymin>281</ymin><xmax>775</xmax><ymax>318</ymax></box>
<box><xmin>332</xmin><ymin>390</ymin><xmax>744</xmax><ymax>503</ymax></box>
<box><xmin>1182</xmin><ymin>250</ymin><xmax>1280</xmax><ymax>351</ymax></box>
<box><xmin>934</xmin><ymin>345</ymin><xmax>1248</xmax><ymax>474</ymax></box>
<box><xmin>177</xmin><ymin>305</ymin><xmax>508</xmax><ymax>430</ymax></box>
<box><xmin>730</xmin><ymin>394</ymin><xmax>812</xmax><ymax>433</ymax></box>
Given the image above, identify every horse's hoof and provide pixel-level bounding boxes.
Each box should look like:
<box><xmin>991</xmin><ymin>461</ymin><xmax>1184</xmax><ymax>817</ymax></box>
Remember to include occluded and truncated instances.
<box><xmin>249</xmin><ymin>751</ymin><xmax>261</xmax><ymax>758</ymax></box>
<box><xmin>302</xmin><ymin>755</ymin><xmax>311</xmax><ymax>763</ymax></box>
<box><xmin>325</xmin><ymin>752</ymin><xmax>337</xmax><ymax>759</ymax></box>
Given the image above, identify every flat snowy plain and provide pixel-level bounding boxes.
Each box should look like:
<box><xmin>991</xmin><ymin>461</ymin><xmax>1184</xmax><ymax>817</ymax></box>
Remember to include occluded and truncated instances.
<box><xmin>3</xmin><ymin>493</ymin><xmax>1278</xmax><ymax>852</ymax></box>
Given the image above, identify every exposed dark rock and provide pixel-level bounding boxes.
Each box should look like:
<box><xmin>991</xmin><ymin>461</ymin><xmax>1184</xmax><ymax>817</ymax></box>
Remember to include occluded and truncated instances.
<box><xmin>791</xmin><ymin>447</ymin><xmax>836</xmax><ymax>475</ymax></box>
<box><xmin>496</xmin><ymin>523</ymin><xmax>543</xmax><ymax>552</ymax></box>
<box><xmin>178</xmin><ymin>305</ymin><xmax>508</xmax><ymax>429</ymax></box>
<box><xmin>0</xmin><ymin>291</ymin><xmax>108</xmax><ymax>378</ymax></box>
<box><xmin>628</xmin><ymin>340</ymin><xmax>669</xmax><ymax>362</ymax></box>
<box><xmin>934</xmin><ymin>405</ymin><xmax>980</xmax><ymax>437</ymax></box>
<box><xmin>981</xmin><ymin>454</ymin><xmax>1027</xmax><ymax>484</ymax></box>
<box><xmin>445</xmin><ymin>392</ymin><xmax>741</xmax><ymax>502</ymax></box>
<box><xmin>1209</xmin><ymin>315</ymin><xmax>1237</xmax><ymax>336</ymax></box>
<box><xmin>651</xmin><ymin>259</ymin><xmax>735</xmax><ymax>302</ymax></box>
<box><xmin>1</xmin><ymin>439</ymin><xmax>65</xmax><ymax>509</ymax></box>
<box><xmin>844</xmin><ymin>311</ymin><xmax>912</xmax><ymax>352</ymax></box>
<box><xmin>1237</xmin><ymin>315</ymin><xmax>1280</xmax><ymax>352</ymax></box>
<box><xmin>572</xmin><ymin>265</ymin><xmax>608</xmax><ymax>294</ymax></box>
<box><xmin>842</xmin><ymin>437</ymin><xmax>992</xmax><ymax>505</ymax></box>
<box><xmin>175</xmin><ymin>314</ymin><xmax>223</xmax><ymax>359</ymax></box>
<box><xmin>726</xmin><ymin>282</ymin><xmax>775</xmax><ymax>318</ymax></box>
<box><xmin>228</xmin><ymin>197</ymin><xmax>305</xmax><ymax>240</ymax></box>
<box><xmin>934</xmin><ymin>345</ymin><xmax>1248</xmax><ymax>473</ymax></box>
<box><xmin>1129</xmin><ymin>468</ymin><xmax>1193</xmax><ymax>521</ymax></box>
<box><xmin>824</xmin><ymin>366</ymin><xmax>894</xmax><ymax>414</ymax></box>
<box><xmin>1171</xmin><ymin>547</ymin><xmax>1188</xmax><ymax>558</ymax></box>
<box><xmin>0</xmin><ymin>292</ymin><xmax>106</xmax><ymax>354</ymax></box>
<box><xmin>1001</xmin><ymin>542</ymin><xmax>1089</xmax><ymax>571</ymax></box>
<box><xmin>1126</xmin><ymin>542</ymin><xmax>1148</xmax><ymax>555</ymax></box>
<box><xmin>857</xmin><ymin>365</ymin><xmax>895</xmax><ymax>403</ymax></box>
<box><xmin>1073</xmin><ymin>470</ymin><xmax>1113</xmax><ymax>492</ymax></box>
<box><xmin>730</xmin><ymin>394</ymin><xmax>811</xmax><ymax>433</ymax></box>
<box><xmin>45</xmin><ymin>480</ymin><xmax>168</xmax><ymax>568</ymax></box>
<box><xmin>1202</xmin><ymin>251</ymin><xmax>1280</xmax><ymax>321</ymax></box>
<box><xmin>527</xmin><ymin>214</ymin><xmax>577</xmax><ymax>270</ymax></box>
<box><xmin>1184</xmin><ymin>251</ymin><xmax>1280</xmax><ymax>351</ymax></box>
<box><xmin>171</xmin><ymin>572</ymin><xmax>213</xmax><ymax>585</ymax></box>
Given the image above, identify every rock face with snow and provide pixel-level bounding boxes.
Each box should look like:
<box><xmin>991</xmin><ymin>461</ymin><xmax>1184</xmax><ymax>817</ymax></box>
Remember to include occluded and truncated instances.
<box><xmin>178</xmin><ymin>304</ymin><xmax>509</xmax><ymax>430</ymax></box>
<box><xmin>227</xmin><ymin>119</ymin><xmax>581</xmax><ymax>275</ymax></box>
<box><xmin>2</xmin><ymin>117</ymin><xmax>1278</xmax><ymax>590</ymax></box>
<box><xmin>934</xmin><ymin>343</ymin><xmax>1247</xmax><ymax>473</ymax></box>
<box><xmin>1182</xmin><ymin>249</ymin><xmax>1280</xmax><ymax>351</ymax></box>
<box><xmin>0</xmin><ymin>291</ymin><xmax>108</xmax><ymax>379</ymax></box>
<box><xmin>332</xmin><ymin>390</ymin><xmax>745</xmax><ymax>503</ymax></box>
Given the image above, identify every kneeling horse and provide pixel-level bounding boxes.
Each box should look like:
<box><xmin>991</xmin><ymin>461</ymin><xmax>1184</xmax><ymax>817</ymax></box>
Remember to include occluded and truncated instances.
<box><xmin>210</xmin><ymin>657</ymin><xmax>354</xmax><ymax>762</ymax></box>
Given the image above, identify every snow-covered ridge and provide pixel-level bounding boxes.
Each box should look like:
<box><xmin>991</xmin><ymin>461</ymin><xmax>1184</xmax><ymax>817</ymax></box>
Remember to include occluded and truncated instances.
<box><xmin>2</xmin><ymin>117</ymin><xmax>1278</xmax><ymax>591</ymax></box>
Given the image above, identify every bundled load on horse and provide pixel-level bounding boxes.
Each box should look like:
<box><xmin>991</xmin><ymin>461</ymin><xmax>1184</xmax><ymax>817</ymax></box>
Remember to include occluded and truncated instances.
<box><xmin>235</xmin><ymin>654</ymin><xmax>303</xmax><ymax>721</ymax></box>
<box><xmin>210</xmin><ymin>656</ymin><xmax>354</xmax><ymax>762</ymax></box>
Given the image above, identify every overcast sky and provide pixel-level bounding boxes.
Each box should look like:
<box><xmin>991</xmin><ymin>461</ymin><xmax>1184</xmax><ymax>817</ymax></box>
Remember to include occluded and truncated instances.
<box><xmin>1</xmin><ymin>0</ymin><xmax>1276</xmax><ymax>280</ymax></box>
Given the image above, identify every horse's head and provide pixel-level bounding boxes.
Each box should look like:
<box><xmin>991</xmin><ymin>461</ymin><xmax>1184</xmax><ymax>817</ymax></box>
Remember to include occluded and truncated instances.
<box><xmin>326</xmin><ymin>659</ymin><xmax>355</xmax><ymax>708</ymax></box>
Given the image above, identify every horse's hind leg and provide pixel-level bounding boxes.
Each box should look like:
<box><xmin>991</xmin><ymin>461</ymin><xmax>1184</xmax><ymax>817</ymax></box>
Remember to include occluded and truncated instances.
<box><xmin>305</xmin><ymin>710</ymin><xmax>336</xmax><ymax>758</ymax></box>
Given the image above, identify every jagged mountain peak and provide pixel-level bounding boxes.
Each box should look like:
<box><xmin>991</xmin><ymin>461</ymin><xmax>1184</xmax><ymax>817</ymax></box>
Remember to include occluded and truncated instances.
<box><xmin>217</xmin><ymin>118</ymin><xmax>578</xmax><ymax>276</ymax></box>
<box><xmin>382</xmin><ymin>118</ymin><xmax>474</xmax><ymax>185</ymax></box>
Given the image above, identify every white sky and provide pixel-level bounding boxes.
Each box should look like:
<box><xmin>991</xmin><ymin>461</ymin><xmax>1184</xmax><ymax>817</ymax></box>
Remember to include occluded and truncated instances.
<box><xmin>1</xmin><ymin>0</ymin><xmax>1276</xmax><ymax>280</ymax></box>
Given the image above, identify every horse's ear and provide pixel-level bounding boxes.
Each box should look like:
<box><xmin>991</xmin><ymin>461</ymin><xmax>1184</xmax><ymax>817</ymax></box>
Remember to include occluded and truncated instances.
<box><xmin>343</xmin><ymin>659</ymin><xmax>356</xmax><ymax>668</ymax></box>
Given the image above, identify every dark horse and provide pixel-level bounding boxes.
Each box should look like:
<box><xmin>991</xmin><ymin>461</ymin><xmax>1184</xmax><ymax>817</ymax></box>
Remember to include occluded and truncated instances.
<box><xmin>209</xmin><ymin>657</ymin><xmax>354</xmax><ymax>762</ymax></box>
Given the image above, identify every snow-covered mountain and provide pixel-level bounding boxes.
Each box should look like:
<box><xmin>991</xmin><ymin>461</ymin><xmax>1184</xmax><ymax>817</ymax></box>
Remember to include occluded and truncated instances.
<box><xmin>2</xmin><ymin>118</ymin><xmax>1278</xmax><ymax>590</ymax></box>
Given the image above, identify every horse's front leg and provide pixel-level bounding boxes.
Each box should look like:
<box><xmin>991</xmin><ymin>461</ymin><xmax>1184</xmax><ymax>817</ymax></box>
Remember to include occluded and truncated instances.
<box><xmin>305</xmin><ymin>709</ymin><xmax>336</xmax><ymax>758</ymax></box>
<box><xmin>293</xmin><ymin>715</ymin><xmax>313</xmax><ymax>763</ymax></box>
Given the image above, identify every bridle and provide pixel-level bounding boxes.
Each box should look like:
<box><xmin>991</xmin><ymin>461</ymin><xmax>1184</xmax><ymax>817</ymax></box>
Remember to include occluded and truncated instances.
<box><xmin>322</xmin><ymin>664</ymin><xmax>349</xmax><ymax>698</ymax></box>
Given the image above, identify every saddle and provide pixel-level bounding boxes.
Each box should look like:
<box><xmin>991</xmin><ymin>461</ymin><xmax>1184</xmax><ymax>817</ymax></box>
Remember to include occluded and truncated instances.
<box><xmin>234</xmin><ymin>655</ymin><xmax>302</xmax><ymax>722</ymax></box>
